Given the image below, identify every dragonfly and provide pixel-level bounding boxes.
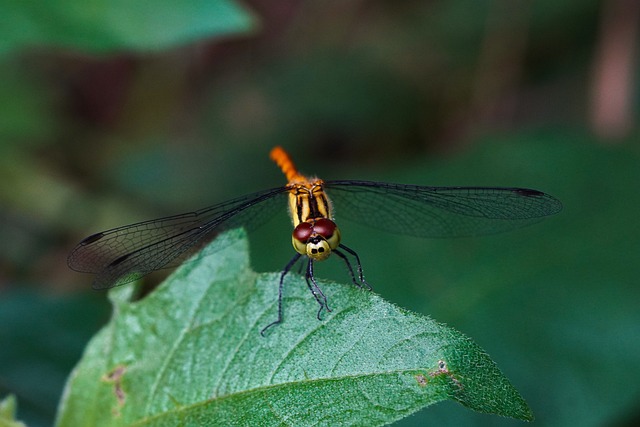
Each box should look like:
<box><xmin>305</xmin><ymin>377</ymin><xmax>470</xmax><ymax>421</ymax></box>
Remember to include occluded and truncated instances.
<box><xmin>68</xmin><ymin>146</ymin><xmax>562</xmax><ymax>335</ymax></box>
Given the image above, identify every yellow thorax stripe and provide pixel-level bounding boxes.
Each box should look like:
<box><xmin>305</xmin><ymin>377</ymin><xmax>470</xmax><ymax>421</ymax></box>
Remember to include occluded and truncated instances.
<box><xmin>287</xmin><ymin>181</ymin><xmax>332</xmax><ymax>227</ymax></box>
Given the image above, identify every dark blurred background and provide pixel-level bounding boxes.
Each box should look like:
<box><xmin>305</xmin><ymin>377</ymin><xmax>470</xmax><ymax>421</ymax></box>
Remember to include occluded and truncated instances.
<box><xmin>1</xmin><ymin>0</ymin><xmax>639</xmax><ymax>426</ymax></box>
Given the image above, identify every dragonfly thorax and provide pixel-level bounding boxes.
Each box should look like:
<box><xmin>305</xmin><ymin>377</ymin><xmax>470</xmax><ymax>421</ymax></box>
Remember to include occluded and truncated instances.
<box><xmin>287</xmin><ymin>180</ymin><xmax>332</xmax><ymax>227</ymax></box>
<box><xmin>292</xmin><ymin>218</ymin><xmax>341</xmax><ymax>261</ymax></box>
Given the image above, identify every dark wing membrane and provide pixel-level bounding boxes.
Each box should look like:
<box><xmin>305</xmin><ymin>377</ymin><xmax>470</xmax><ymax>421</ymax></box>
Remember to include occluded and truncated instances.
<box><xmin>324</xmin><ymin>180</ymin><xmax>562</xmax><ymax>238</ymax></box>
<box><xmin>68</xmin><ymin>187</ymin><xmax>289</xmax><ymax>289</ymax></box>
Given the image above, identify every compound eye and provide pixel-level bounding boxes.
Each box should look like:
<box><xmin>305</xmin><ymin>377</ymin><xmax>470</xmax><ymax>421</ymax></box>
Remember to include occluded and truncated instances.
<box><xmin>312</xmin><ymin>218</ymin><xmax>336</xmax><ymax>238</ymax></box>
<box><xmin>293</xmin><ymin>222</ymin><xmax>313</xmax><ymax>243</ymax></box>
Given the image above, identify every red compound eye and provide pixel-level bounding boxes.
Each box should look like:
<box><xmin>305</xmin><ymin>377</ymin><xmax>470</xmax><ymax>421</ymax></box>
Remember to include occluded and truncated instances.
<box><xmin>312</xmin><ymin>218</ymin><xmax>336</xmax><ymax>238</ymax></box>
<box><xmin>293</xmin><ymin>222</ymin><xmax>313</xmax><ymax>242</ymax></box>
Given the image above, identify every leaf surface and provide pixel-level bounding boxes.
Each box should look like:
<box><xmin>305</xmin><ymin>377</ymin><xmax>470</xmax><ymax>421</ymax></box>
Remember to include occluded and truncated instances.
<box><xmin>56</xmin><ymin>229</ymin><xmax>532</xmax><ymax>426</ymax></box>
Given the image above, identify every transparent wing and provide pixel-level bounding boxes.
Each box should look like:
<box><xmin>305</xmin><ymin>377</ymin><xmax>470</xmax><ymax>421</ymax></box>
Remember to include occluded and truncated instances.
<box><xmin>69</xmin><ymin>179</ymin><xmax>562</xmax><ymax>289</ymax></box>
<box><xmin>68</xmin><ymin>187</ymin><xmax>289</xmax><ymax>289</ymax></box>
<box><xmin>324</xmin><ymin>180</ymin><xmax>562</xmax><ymax>237</ymax></box>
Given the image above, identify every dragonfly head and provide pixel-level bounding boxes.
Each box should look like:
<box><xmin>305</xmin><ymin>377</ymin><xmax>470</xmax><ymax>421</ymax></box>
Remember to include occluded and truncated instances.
<box><xmin>292</xmin><ymin>218</ymin><xmax>341</xmax><ymax>261</ymax></box>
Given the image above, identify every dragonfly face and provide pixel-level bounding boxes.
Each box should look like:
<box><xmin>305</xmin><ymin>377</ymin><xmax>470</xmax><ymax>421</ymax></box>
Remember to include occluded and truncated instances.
<box><xmin>68</xmin><ymin>145</ymin><xmax>562</xmax><ymax>335</ymax></box>
<box><xmin>291</xmin><ymin>218</ymin><xmax>342</xmax><ymax>261</ymax></box>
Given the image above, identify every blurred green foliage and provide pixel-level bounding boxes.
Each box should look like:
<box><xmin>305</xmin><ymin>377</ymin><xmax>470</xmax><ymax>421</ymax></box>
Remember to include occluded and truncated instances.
<box><xmin>0</xmin><ymin>0</ymin><xmax>638</xmax><ymax>426</ymax></box>
<box><xmin>0</xmin><ymin>1</ymin><xmax>255</xmax><ymax>53</ymax></box>
<box><xmin>0</xmin><ymin>394</ymin><xmax>27</xmax><ymax>427</ymax></box>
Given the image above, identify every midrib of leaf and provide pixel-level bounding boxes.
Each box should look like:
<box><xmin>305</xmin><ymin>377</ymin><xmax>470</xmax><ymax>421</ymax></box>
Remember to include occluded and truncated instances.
<box><xmin>129</xmin><ymin>367</ymin><xmax>447</xmax><ymax>427</ymax></box>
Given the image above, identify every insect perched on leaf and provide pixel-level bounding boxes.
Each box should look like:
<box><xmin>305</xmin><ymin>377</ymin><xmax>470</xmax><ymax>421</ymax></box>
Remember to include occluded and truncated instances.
<box><xmin>68</xmin><ymin>146</ymin><xmax>562</xmax><ymax>334</ymax></box>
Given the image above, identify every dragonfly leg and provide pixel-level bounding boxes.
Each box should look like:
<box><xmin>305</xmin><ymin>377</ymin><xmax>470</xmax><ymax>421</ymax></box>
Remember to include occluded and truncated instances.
<box><xmin>296</xmin><ymin>260</ymin><xmax>305</xmax><ymax>276</ymax></box>
<box><xmin>306</xmin><ymin>258</ymin><xmax>331</xmax><ymax>319</ymax></box>
<box><xmin>333</xmin><ymin>248</ymin><xmax>362</xmax><ymax>289</ymax></box>
<box><xmin>337</xmin><ymin>244</ymin><xmax>372</xmax><ymax>290</ymax></box>
<box><xmin>261</xmin><ymin>253</ymin><xmax>301</xmax><ymax>336</ymax></box>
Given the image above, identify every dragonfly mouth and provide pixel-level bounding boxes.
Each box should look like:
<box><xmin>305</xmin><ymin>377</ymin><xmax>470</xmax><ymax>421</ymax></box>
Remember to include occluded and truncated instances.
<box><xmin>305</xmin><ymin>236</ymin><xmax>332</xmax><ymax>261</ymax></box>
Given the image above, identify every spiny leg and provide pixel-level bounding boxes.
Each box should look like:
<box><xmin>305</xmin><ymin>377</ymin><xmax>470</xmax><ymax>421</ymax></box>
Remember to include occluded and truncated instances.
<box><xmin>338</xmin><ymin>244</ymin><xmax>372</xmax><ymax>290</ymax></box>
<box><xmin>306</xmin><ymin>258</ymin><xmax>331</xmax><ymax>319</ymax></box>
<box><xmin>303</xmin><ymin>269</ymin><xmax>328</xmax><ymax>313</ymax></box>
<box><xmin>260</xmin><ymin>253</ymin><xmax>302</xmax><ymax>336</ymax></box>
<box><xmin>333</xmin><ymin>248</ymin><xmax>361</xmax><ymax>288</ymax></box>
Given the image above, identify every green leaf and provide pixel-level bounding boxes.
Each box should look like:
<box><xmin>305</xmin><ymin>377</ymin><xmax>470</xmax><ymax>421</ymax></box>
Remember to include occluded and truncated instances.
<box><xmin>0</xmin><ymin>395</ymin><xmax>27</xmax><ymax>427</ymax></box>
<box><xmin>56</xmin><ymin>229</ymin><xmax>532</xmax><ymax>426</ymax></box>
<box><xmin>1</xmin><ymin>0</ymin><xmax>256</xmax><ymax>54</ymax></box>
